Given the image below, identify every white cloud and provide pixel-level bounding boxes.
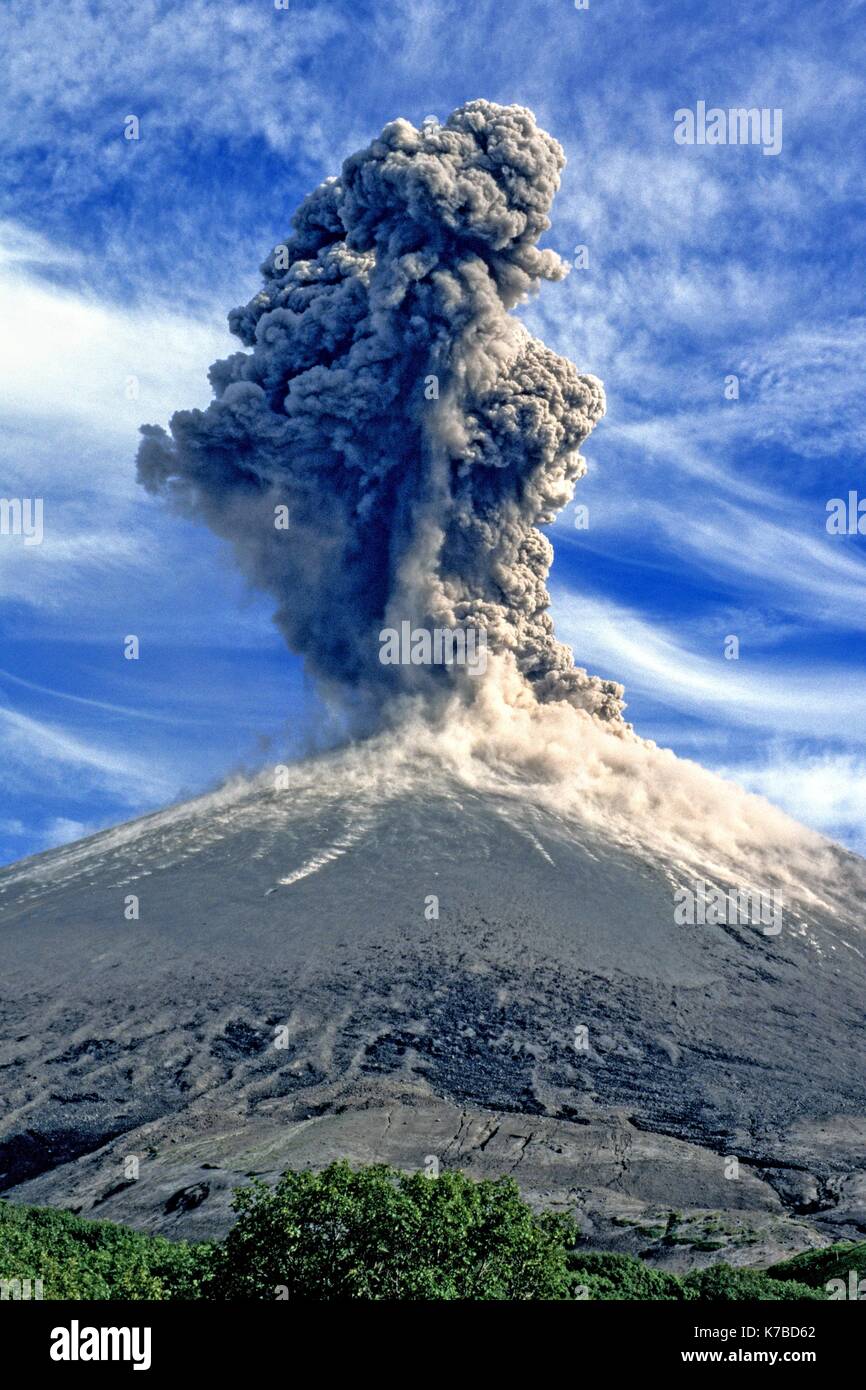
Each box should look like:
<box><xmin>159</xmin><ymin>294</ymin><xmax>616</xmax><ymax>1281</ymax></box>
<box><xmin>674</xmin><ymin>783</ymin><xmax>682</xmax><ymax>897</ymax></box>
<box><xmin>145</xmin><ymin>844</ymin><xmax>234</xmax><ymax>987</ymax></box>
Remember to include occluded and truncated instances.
<box><xmin>0</xmin><ymin>703</ymin><xmax>175</xmax><ymax>805</ymax></box>
<box><xmin>0</xmin><ymin>239</ymin><xmax>232</xmax><ymax>442</ymax></box>
<box><xmin>0</xmin><ymin>0</ymin><xmax>349</xmax><ymax>189</ymax></box>
<box><xmin>40</xmin><ymin>816</ymin><xmax>102</xmax><ymax>850</ymax></box>
<box><xmin>0</xmin><ymin>667</ymin><xmax>213</xmax><ymax>726</ymax></box>
<box><xmin>553</xmin><ymin>588</ymin><xmax>866</xmax><ymax>741</ymax></box>
<box><xmin>639</xmin><ymin>497</ymin><xmax>866</xmax><ymax>625</ymax></box>
<box><xmin>0</xmin><ymin>219</ymin><xmax>83</xmax><ymax>270</ymax></box>
<box><xmin>719</xmin><ymin>752</ymin><xmax>866</xmax><ymax>854</ymax></box>
<box><xmin>554</xmin><ymin>589</ymin><xmax>866</xmax><ymax>848</ymax></box>
<box><xmin>0</xmin><ymin>221</ymin><xmax>257</xmax><ymax>630</ymax></box>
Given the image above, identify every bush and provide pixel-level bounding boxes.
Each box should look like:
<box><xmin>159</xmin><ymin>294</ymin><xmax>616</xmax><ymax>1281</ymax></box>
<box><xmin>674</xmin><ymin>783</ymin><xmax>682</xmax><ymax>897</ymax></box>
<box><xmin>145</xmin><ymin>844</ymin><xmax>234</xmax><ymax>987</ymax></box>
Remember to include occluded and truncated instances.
<box><xmin>768</xmin><ymin>1241</ymin><xmax>866</xmax><ymax>1294</ymax></box>
<box><xmin>204</xmin><ymin>1160</ymin><xmax>576</xmax><ymax>1300</ymax></box>
<box><xmin>681</xmin><ymin>1263</ymin><xmax>825</xmax><ymax>1301</ymax></box>
<box><xmin>567</xmin><ymin>1250</ymin><xmax>686</xmax><ymax>1301</ymax></box>
<box><xmin>0</xmin><ymin>1199</ymin><xmax>210</xmax><ymax>1300</ymax></box>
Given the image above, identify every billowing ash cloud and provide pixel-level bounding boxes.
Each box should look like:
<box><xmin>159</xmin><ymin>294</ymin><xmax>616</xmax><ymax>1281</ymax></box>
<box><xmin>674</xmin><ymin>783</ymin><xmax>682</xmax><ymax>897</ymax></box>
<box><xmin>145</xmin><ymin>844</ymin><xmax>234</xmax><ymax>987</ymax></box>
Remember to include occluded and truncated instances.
<box><xmin>137</xmin><ymin>100</ymin><xmax>624</xmax><ymax>726</ymax></box>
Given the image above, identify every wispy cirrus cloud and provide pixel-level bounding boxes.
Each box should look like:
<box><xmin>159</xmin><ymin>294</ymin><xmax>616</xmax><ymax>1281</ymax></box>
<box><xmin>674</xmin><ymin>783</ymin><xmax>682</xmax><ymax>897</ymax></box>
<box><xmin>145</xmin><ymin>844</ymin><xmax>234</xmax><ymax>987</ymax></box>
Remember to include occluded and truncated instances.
<box><xmin>553</xmin><ymin>590</ymin><xmax>866</xmax><ymax>850</ymax></box>
<box><xmin>554</xmin><ymin>590</ymin><xmax>866</xmax><ymax>742</ymax></box>
<box><xmin>0</xmin><ymin>703</ymin><xmax>175</xmax><ymax>804</ymax></box>
<box><xmin>0</xmin><ymin>231</ymin><xmax>232</xmax><ymax>444</ymax></box>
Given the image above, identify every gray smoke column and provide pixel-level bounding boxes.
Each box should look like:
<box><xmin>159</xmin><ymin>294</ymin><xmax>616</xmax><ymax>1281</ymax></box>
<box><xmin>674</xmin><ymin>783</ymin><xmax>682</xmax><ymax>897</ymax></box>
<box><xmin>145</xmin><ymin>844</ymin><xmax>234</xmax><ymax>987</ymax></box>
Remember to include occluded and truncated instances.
<box><xmin>137</xmin><ymin>100</ymin><xmax>624</xmax><ymax>726</ymax></box>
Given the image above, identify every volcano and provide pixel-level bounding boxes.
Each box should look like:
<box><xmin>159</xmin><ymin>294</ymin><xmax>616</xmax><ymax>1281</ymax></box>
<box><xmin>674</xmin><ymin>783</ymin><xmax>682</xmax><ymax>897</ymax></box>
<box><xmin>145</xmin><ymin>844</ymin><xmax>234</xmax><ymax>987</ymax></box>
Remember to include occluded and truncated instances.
<box><xmin>2</xmin><ymin>720</ymin><xmax>865</xmax><ymax>1270</ymax></box>
<box><xmin>3</xmin><ymin>99</ymin><xmax>863</xmax><ymax>1272</ymax></box>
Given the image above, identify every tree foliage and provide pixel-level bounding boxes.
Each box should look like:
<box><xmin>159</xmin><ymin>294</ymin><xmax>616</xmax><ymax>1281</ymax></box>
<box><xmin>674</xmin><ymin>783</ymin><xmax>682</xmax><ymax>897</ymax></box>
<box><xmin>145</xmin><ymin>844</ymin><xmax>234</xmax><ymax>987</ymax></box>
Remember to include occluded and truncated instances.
<box><xmin>205</xmin><ymin>1161</ymin><xmax>575</xmax><ymax>1300</ymax></box>
<box><xmin>681</xmin><ymin>1263</ymin><xmax>824</xmax><ymax>1301</ymax></box>
<box><xmin>567</xmin><ymin>1250</ymin><xmax>687</xmax><ymax>1301</ymax></box>
<box><xmin>0</xmin><ymin>1199</ymin><xmax>208</xmax><ymax>1300</ymax></box>
<box><xmin>768</xmin><ymin>1241</ymin><xmax>866</xmax><ymax>1291</ymax></box>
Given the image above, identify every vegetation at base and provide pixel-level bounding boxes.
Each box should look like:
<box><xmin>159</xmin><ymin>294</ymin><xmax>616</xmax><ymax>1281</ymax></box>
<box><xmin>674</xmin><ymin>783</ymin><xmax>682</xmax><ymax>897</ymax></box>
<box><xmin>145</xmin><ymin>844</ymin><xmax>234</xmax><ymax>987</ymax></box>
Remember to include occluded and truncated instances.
<box><xmin>566</xmin><ymin>1249</ymin><xmax>687</xmax><ymax>1300</ymax></box>
<box><xmin>679</xmin><ymin>1264</ymin><xmax>824</xmax><ymax>1301</ymax></box>
<box><xmin>0</xmin><ymin>1200</ymin><xmax>209</xmax><ymax>1300</ymax></box>
<box><xmin>2</xmin><ymin>1163</ymin><xmax>863</xmax><ymax>1301</ymax></box>
<box><xmin>768</xmin><ymin>1241</ymin><xmax>866</xmax><ymax>1290</ymax></box>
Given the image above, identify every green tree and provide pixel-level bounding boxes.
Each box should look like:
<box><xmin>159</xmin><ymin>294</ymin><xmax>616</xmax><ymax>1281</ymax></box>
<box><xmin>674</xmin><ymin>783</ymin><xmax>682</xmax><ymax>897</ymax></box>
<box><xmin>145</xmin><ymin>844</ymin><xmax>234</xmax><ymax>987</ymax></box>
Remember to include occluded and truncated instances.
<box><xmin>205</xmin><ymin>1161</ymin><xmax>576</xmax><ymax>1300</ymax></box>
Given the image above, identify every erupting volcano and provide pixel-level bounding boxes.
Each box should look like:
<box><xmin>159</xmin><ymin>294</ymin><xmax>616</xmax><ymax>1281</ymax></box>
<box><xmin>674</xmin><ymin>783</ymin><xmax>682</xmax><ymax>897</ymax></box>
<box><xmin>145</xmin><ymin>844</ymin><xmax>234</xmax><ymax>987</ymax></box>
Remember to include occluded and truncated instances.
<box><xmin>2</xmin><ymin>102</ymin><xmax>864</xmax><ymax>1269</ymax></box>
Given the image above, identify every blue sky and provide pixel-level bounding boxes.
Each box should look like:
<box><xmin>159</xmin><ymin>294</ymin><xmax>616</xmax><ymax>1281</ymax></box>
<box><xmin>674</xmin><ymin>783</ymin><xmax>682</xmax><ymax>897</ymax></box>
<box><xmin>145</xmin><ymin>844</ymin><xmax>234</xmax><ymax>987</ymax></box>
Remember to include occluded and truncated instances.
<box><xmin>2</xmin><ymin>0</ymin><xmax>866</xmax><ymax>863</ymax></box>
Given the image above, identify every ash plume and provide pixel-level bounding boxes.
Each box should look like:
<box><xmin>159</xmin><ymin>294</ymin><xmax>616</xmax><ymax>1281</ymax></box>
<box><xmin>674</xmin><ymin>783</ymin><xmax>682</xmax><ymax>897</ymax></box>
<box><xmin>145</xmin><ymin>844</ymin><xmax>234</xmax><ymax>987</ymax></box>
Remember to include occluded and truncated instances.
<box><xmin>137</xmin><ymin>100</ymin><xmax>624</xmax><ymax>727</ymax></box>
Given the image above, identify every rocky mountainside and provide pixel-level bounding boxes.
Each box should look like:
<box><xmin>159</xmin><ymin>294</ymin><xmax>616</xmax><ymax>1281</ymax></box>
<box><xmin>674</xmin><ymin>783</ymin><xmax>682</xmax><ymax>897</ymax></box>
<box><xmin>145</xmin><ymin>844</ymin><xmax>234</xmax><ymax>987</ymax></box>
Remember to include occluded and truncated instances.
<box><xmin>1</xmin><ymin>738</ymin><xmax>865</xmax><ymax>1268</ymax></box>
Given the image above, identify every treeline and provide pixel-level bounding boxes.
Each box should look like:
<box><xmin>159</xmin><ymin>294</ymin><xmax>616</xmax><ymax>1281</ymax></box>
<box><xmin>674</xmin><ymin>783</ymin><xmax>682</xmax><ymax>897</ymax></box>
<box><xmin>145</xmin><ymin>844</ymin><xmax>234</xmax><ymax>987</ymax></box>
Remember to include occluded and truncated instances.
<box><xmin>1</xmin><ymin>1162</ymin><xmax>863</xmax><ymax>1301</ymax></box>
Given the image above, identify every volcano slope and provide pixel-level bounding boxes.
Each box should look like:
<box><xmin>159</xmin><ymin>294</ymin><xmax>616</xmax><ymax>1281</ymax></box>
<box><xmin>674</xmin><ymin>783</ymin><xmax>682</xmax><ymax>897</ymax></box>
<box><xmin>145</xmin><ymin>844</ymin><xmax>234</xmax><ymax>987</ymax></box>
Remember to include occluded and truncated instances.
<box><xmin>1</xmin><ymin>725</ymin><xmax>865</xmax><ymax>1270</ymax></box>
